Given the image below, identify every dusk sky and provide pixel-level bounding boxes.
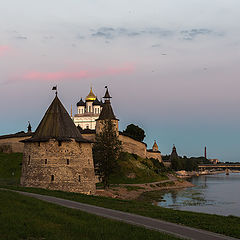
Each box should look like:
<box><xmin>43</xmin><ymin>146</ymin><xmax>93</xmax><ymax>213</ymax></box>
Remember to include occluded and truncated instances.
<box><xmin>1</xmin><ymin>0</ymin><xmax>240</xmax><ymax>161</ymax></box>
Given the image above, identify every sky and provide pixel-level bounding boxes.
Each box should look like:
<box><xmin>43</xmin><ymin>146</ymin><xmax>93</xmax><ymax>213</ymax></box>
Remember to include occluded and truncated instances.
<box><xmin>1</xmin><ymin>0</ymin><xmax>240</xmax><ymax>161</ymax></box>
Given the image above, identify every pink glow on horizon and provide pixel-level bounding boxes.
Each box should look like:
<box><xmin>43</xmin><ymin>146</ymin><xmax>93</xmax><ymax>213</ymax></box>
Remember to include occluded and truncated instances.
<box><xmin>0</xmin><ymin>46</ymin><xmax>10</xmax><ymax>56</ymax></box>
<box><xmin>20</xmin><ymin>64</ymin><xmax>135</xmax><ymax>82</ymax></box>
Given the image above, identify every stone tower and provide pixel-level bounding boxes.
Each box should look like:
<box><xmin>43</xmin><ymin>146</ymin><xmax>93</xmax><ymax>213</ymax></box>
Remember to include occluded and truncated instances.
<box><xmin>20</xmin><ymin>94</ymin><xmax>96</xmax><ymax>194</ymax></box>
<box><xmin>96</xmin><ymin>87</ymin><xmax>119</xmax><ymax>135</ymax></box>
<box><xmin>169</xmin><ymin>145</ymin><xmax>179</xmax><ymax>161</ymax></box>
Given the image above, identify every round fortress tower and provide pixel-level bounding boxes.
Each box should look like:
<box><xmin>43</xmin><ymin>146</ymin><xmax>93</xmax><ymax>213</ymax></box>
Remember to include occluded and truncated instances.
<box><xmin>20</xmin><ymin>94</ymin><xmax>96</xmax><ymax>194</ymax></box>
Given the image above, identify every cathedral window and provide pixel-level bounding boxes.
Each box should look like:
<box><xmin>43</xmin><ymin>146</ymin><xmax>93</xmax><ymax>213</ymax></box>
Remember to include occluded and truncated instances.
<box><xmin>38</xmin><ymin>142</ymin><xmax>40</xmax><ymax>147</ymax></box>
<box><xmin>58</xmin><ymin>141</ymin><xmax>62</xmax><ymax>146</ymax></box>
<box><xmin>45</xmin><ymin>159</ymin><xmax>47</xmax><ymax>164</ymax></box>
<box><xmin>51</xmin><ymin>175</ymin><xmax>54</xmax><ymax>181</ymax></box>
<box><xmin>67</xmin><ymin>159</ymin><xmax>69</xmax><ymax>165</ymax></box>
<box><xmin>78</xmin><ymin>175</ymin><xmax>81</xmax><ymax>182</ymax></box>
<box><xmin>28</xmin><ymin>155</ymin><xmax>31</xmax><ymax>165</ymax></box>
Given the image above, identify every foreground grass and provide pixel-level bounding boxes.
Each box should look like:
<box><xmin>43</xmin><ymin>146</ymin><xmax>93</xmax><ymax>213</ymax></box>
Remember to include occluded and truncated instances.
<box><xmin>0</xmin><ymin>190</ymin><xmax>181</xmax><ymax>240</ymax></box>
<box><xmin>1</xmin><ymin>153</ymin><xmax>240</xmax><ymax>239</ymax></box>
<box><xmin>2</xmin><ymin>185</ymin><xmax>240</xmax><ymax>239</ymax></box>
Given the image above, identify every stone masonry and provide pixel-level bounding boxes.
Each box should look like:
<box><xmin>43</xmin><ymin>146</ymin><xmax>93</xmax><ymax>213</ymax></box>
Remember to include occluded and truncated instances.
<box><xmin>21</xmin><ymin>139</ymin><xmax>96</xmax><ymax>194</ymax></box>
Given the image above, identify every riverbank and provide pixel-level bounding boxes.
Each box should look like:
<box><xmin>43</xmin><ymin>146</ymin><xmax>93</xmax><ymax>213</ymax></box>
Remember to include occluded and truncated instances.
<box><xmin>96</xmin><ymin>174</ymin><xmax>194</xmax><ymax>200</ymax></box>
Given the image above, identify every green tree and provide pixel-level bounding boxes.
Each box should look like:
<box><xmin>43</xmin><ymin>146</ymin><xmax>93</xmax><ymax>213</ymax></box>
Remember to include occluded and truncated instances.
<box><xmin>93</xmin><ymin>120</ymin><xmax>122</xmax><ymax>188</ymax></box>
<box><xmin>123</xmin><ymin>124</ymin><xmax>146</xmax><ymax>142</ymax></box>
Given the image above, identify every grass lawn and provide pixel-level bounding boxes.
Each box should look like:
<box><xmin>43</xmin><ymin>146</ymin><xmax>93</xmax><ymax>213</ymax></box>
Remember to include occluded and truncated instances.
<box><xmin>0</xmin><ymin>190</ymin><xmax>181</xmax><ymax>240</ymax></box>
<box><xmin>1</xmin><ymin>153</ymin><xmax>240</xmax><ymax>239</ymax></box>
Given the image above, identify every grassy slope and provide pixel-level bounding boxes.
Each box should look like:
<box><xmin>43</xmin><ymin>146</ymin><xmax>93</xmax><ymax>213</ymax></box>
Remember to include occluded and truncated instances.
<box><xmin>1</xmin><ymin>153</ymin><xmax>240</xmax><ymax>239</ymax></box>
<box><xmin>110</xmin><ymin>152</ymin><xmax>168</xmax><ymax>184</ymax></box>
<box><xmin>0</xmin><ymin>152</ymin><xmax>22</xmax><ymax>185</ymax></box>
<box><xmin>0</xmin><ymin>190</ymin><xmax>180</xmax><ymax>240</ymax></box>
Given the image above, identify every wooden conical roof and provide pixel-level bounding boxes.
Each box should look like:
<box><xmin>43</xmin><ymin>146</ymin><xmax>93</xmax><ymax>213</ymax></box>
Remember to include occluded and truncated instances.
<box><xmin>24</xmin><ymin>95</ymin><xmax>89</xmax><ymax>142</ymax></box>
<box><xmin>98</xmin><ymin>88</ymin><xmax>117</xmax><ymax>120</ymax></box>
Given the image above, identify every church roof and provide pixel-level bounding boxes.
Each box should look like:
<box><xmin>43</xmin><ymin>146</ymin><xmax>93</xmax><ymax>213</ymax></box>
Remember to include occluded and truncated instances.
<box><xmin>85</xmin><ymin>87</ymin><xmax>96</xmax><ymax>101</ymax></box>
<box><xmin>77</xmin><ymin>98</ymin><xmax>85</xmax><ymax>106</ymax></box>
<box><xmin>23</xmin><ymin>95</ymin><xmax>89</xmax><ymax>143</ymax></box>
<box><xmin>103</xmin><ymin>88</ymin><xmax>112</xmax><ymax>99</ymax></box>
<box><xmin>93</xmin><ymin>97</ymin><xmax>101</xmax><ymax>106</ymax></box>
<box><xmin>97</xmin><ymin>88</ymin><xmax>117</xmax><ymax>120</ymax></box>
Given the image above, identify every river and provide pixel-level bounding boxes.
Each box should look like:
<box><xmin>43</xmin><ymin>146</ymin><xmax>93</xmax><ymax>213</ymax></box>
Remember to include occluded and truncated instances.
<box><xmin>157</xmin><ymin>172</ymin><xmax>240</xmax><ymax>217</ymax></box>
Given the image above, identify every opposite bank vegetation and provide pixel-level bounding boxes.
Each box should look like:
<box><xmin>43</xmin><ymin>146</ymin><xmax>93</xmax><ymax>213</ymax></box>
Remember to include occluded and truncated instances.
<box><xmin>0</xmin><ymin>152</ymin><xmax>240</xmax><ymax>239</ymax></box>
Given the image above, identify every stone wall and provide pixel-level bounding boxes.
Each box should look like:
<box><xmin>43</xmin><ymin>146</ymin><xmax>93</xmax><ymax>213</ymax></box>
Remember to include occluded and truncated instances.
<box><xmin>0</xmin><ymin>132</ymin><xmax>162</xmax><ymax>164</ymax></box>
<box><xmin>81</xmin><ymin>134</ymin><xmax>96</xmax><ymax>142</ymax></box>
<box><xmin>119</xmin><ymin>135</ymin><xmax>147</xmax><ymax>159</ymax></box>
<box><xmin>146</xmin><ymin>151</ymin><xmax>162</xmax><ymax>162</ymax></box>
<box><xmin>20</xmin><ymin>139</ymin><xmax>96</xmax><ymax>194</ymax></box>
<box><xmin>0</xmin><ymin>137</ymin><xmax>31</xmax><ymax>153</ymax></box>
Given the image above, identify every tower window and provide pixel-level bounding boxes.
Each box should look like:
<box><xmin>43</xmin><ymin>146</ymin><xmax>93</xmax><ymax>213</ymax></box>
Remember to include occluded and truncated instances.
<box><xmin>58</xmin><ymin>141</ymin><xmax>62</xmax><ymax>146</ymax></box>
<box><xmin>67</xmin><ymin>159</ymin><xmax>69</xmax><ymax>165</ymax></box>
<box><xmin>28</xmin><ymin>155</ymin><xmax>31</xmax><ymax>165</ymax></box>
<box><xmin>38</xmin><ymin>142</ymin><xmax>40</xmax><ymax>147</ymax></box>
<box><xmin>78</xmin><ymin>175</ymin><xmax>81</xmax><ymax>182</ymax></box>
<box><xmin>51</xmin><ymin>175</ymin><xmax>54</xmax><ymax>181</ymax></box>
<box><xmin>45</xmin><ymin>159</ymin><xmax>47</xmax><ymax>164</ymax></box>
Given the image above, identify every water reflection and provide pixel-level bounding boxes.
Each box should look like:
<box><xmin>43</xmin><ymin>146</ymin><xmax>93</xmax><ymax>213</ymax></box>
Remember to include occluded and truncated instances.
<box><xmin>157</xmin><ymin>173</ymin><xmax>240</xmax><ymax>216</ymax></box>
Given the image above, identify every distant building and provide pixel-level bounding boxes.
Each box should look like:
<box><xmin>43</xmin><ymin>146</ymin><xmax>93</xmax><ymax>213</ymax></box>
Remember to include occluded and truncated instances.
<box><xmin>73</xmin><ymin>87</ymin><xmax>103</xmax><ymax>130</ymax></box>
<box><xmin>20</xmin><ymin>94</ymin><xmax>96</xmax><ymax>194</ymax></box>
<box><xmin>208</xmin><ymin>159</ymin><xmax>219</xmax><ymax>164</ymax></box>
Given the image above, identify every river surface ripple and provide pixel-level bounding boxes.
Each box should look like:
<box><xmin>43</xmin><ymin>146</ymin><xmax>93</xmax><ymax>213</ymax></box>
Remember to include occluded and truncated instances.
<box><xmin>157</xmin><ymin>172</ymin><xmax>240</xmax><ymax>217</ymax></box>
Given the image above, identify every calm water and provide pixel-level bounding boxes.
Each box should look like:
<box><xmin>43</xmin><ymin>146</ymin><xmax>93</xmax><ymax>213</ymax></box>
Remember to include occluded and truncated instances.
<box><xmin>158</xmin><ymin>173</ymin><xmax>240</xmax><ymax>216</ymax></box>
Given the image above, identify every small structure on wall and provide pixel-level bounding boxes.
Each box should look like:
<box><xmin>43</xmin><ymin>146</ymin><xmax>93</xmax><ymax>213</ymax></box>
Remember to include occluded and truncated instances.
<box><xmin>20</xmin><ymin>93</ymin><xmax>96</xmax><ymax>194</ymax></box>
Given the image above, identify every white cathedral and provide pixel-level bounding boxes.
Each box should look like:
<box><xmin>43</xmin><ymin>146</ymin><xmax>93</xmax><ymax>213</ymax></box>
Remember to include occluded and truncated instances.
<box><xmin>73</xmin><ymin>87</ymin><xmax>104</xmax><ymax>130</ymax></box>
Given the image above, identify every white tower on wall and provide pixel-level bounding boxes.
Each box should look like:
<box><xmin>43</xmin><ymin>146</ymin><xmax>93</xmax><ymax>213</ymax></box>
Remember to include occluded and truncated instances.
<box><xmin>73</xmin><ymin>87</ymin><xmax>103</xmax><ymax>130</ymax></box>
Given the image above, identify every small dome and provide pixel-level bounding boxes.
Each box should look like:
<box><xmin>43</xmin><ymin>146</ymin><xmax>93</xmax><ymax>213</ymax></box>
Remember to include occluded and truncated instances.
<box><xmin>93</xmin><ymin>97</ymin><xmax>101</xmax><ymax>105</ymax></box>
<box><xmin>77</xmin><ymin>98</ymin><xmax>85</xmax><ymax>106</ymax></box>
<box><xmin>85</xmin><ymin>87</ymin><xmax>96</xmax><ymax>101</ymax></box>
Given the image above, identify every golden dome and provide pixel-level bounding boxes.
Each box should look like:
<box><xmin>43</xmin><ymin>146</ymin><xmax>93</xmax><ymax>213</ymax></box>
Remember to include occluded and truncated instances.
<box><xmin>85</xmin><ymin>87</ymin><xmax>96</xmax><ymax>101</ymax></box>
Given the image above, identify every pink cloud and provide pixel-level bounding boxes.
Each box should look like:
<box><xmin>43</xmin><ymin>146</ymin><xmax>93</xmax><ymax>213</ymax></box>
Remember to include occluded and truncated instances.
<box><xmin>0</xmin><ymin>46</ymin><xmax>10</xmax><ymax>56</ymax></box>
<box><xmin>19</xmin><ymin>64</ymin><xmax>135</xmax><ymax>82</ymax></box>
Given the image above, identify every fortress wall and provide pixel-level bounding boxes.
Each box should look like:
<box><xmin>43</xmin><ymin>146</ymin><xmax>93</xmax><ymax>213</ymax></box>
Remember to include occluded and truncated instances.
<box><xmin>0</xmin><ymin>137</ymin><xmax>31</xmax><ymax>153</ymax></box>
<box><xmin>146</xmin><ymin>151</ymin><xmax>162</xmax><ymax>162</ymax></box>
<box><xmin>119</xmin><ymin>135</ymin><xmax>146</xmax><ymax>159</ymax></box>
<box><xmin>20</xmin><ymin>139</ymin><xmax>96</xmax><ymax>194</ymax></box>
<box><xmin>81</xmin><ymin>134</ymin><xmax>96</xmax><ymax>142</ymax></box>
